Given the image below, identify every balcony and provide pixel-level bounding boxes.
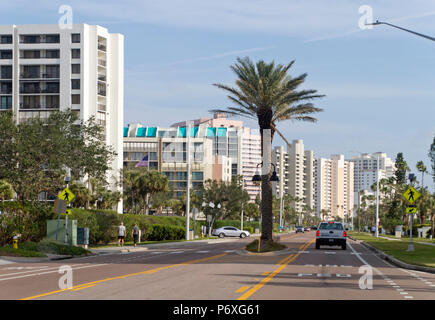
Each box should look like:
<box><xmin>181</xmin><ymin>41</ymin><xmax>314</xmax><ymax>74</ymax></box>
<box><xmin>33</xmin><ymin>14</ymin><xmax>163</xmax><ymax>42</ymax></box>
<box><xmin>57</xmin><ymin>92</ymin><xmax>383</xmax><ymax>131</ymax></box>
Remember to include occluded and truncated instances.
<box><xmin>98</xmin><ymin>44</ymin><xmax>106</xmax><ymax>52</ymax></box>
<box><xmin>98</xmin><ymin>75</ymin><xmax>106</xmax><ymax>82</ymax></box>
<box><xmin>98</xmin><ymin>59</ymin><xmax>106</xmax><ymax>67</ymax></box>
<box><xmin>20</xmin><ymin>73</ymin><xmax>60</xmax><ymax>79</ymax></box>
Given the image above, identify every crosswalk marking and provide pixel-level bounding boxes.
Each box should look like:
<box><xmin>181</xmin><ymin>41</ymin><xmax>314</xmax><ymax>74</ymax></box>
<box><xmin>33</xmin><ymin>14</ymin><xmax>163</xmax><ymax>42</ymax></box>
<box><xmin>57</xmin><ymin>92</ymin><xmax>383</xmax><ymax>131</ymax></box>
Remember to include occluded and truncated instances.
<box><xmin>317</xmin><ymin>273</ymin><xmax>331</xmax><ymax>277</ymax></box>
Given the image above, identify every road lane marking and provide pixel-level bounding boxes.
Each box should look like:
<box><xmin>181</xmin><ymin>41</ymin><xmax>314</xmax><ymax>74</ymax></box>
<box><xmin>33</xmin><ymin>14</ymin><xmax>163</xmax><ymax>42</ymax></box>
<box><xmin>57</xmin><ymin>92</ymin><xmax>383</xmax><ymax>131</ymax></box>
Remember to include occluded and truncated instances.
<box><xmin>348</xmin><ymin>241</ymin><xmax>415</xmax><ymax>300</ymax></box>
<box><xmin>261</xmin><ymin>271</ymin><xmax>270</xmax><ymax>276</ymax></box>
<box><xmin>21</xmin><ymin>252</ymin><xmax>228</xmax><ymax>300</ymax></box>
<box><xmin>195</xmin><ymin>251</ymin><xmax>210</xmax><ymax>253</ymax></box>
<box><xmin>317</xmin><ymin>273</ymin><xmax>331</xmax><ymax>278</ymax></box>
<box><xmin>235</xmin><ymin>286</ymin><xmax>250</xmax><ymax>293</ymax></box>
<box><xmin>298</xmin><ymin>273</ymin><xmax>313</xmax><ymax>277</ymax></box>
<box><xmin>0</xmin><ymin>264</ymin><xmax>103</xmax><ymax>282</ymax></box>
<box><xmin>0</xmin><ymin>264</ymin><xmax>86</xmax><ymax>278</ymax></box>
<box><xmin>224</xmin><ymin>250</ymin><xmax>235</xmax><ymax>253</ymax></box>
<box><xmin>399</xmin><ymin>292</ymin><xmax>408</xmax><ymax>295</ymax></box>
<box><xmin>336</xmin><ymin>274</ymin><xmax>351</xmax><ymax>278</ymax></box>
<box><xmin>71</xmin><ymin>284</ymin><xmax>96</xmax><ymax>291</ymax></box>
<box><xmin>169</xmin><ymin>251</ymin><xmax>184</xmax><ymax>254</ymax></box>
<box><xmin>404</xmin><ymin>296</ymin><xmax>413</xmax><ymax>299</ymax></box>
<box><xmin>237</xmin><ymin>239</ymin><xmax>314</xmax><ymax>300</ymax></box>
<box><xmin>324</xmin><ymin>252</ymin><xmax>336</xmax><ymax>254</ymax></box>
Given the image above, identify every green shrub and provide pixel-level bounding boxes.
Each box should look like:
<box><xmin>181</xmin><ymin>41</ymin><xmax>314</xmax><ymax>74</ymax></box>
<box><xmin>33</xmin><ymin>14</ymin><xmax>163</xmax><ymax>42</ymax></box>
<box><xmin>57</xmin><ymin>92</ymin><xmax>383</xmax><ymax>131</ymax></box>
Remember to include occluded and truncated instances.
<box><xmin>146</xmin><ymin>224</ymin><xmax>185</xmax><ymax>241</ymax></box>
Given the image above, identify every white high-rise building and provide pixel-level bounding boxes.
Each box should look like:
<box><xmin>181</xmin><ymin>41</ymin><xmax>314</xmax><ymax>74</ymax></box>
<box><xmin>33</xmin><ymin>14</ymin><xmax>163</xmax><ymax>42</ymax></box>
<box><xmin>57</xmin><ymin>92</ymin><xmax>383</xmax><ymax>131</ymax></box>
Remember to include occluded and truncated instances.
<box><xmin>272</xmin><ymin>140</ymin><xmax>316</xmax><ymax>212</ymax></box>
<box><xmin>349</xmin><ymin>152</ymin><xmax>396</xmax><ymax>204</ymax></box>
<box><xmin>315</xmin><ymin>155</ymin><xmax>354</xmax><ymax>220</ymax></box>
<box><xmin>0</xmin><ymin>24</ymin><xmax>124</xmax><ymax>212</ymax></box>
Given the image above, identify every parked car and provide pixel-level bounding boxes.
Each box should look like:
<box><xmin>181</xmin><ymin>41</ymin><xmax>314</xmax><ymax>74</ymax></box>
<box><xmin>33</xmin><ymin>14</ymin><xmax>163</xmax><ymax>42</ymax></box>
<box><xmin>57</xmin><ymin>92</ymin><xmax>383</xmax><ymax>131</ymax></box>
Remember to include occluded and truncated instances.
<box><xmin>315</xmin><ymin>221</ymin><xmax>347</xmax><ymax>250</ymax></box>
<box><xmin>311</xmin><ymin>225</ymin><xmax>317</xmax><ymax>230</ymax></box>
<box><xmin>295</xmin><ymin>226</ymin><xmax>304</xmax><ymax>233</ymax></box>
<box><xmin>212</xmin><ymin>226</ymin><xmax>250</xmax><ymax>238</ymax></box>
<box><xmin>304</xmin><ymin>227</ymin><xmax>310</xmax><ymax>232</ymax></box>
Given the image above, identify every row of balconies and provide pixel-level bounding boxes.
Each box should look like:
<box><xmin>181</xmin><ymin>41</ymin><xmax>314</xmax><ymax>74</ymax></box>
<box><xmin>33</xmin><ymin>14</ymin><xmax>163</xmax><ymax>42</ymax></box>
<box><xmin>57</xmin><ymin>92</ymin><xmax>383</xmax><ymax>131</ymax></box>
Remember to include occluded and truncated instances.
<box><xmin>20</xmin><ymin>72</ymin><xmax>59</xmax><ymax>79</ymax></box>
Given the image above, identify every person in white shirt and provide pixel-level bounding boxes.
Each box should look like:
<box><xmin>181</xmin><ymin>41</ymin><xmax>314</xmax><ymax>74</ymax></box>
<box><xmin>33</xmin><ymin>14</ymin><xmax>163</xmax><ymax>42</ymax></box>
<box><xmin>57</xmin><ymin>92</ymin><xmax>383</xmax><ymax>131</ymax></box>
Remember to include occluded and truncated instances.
<box><xmin>117</xmin><ymin>222</ymin><xmax>126</xmax><ymax>246</ymax></box>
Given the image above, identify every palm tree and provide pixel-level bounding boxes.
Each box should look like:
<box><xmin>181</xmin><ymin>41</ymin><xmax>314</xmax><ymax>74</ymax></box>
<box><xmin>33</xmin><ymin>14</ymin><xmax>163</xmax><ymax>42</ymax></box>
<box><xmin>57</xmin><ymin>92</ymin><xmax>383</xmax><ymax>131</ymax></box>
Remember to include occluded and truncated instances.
<box><xmin>211</xmin><ymin>57</ymin><xmax>324</xmax><ymax>241</ymax></box>
<box><xmin>416</xmin><ymin>161</ymin><xmax>427</xmax><ymax>188</ymax></box>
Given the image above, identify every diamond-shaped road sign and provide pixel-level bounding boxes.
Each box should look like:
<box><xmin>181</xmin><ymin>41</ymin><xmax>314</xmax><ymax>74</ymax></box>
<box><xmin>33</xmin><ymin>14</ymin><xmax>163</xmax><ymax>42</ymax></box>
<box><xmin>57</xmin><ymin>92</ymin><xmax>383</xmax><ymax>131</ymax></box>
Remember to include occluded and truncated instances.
<box><xmin>402</xmin><ymin>186</ymin><xmax>420</xmax><ymax>204</ymax></box>
<box><xmin>58</xmin><ymin>187</ymin><xmax>75</xmax><ymax>203</ymax></box>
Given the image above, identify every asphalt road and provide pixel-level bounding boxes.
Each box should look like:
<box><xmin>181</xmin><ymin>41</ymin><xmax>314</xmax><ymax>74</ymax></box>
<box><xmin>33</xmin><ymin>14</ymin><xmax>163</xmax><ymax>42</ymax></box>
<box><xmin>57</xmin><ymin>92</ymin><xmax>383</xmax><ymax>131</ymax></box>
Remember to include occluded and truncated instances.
<box><xmin>0</xmin><ymin>232</ymin><xmax>434</xmax><ymax>300</ymax></box>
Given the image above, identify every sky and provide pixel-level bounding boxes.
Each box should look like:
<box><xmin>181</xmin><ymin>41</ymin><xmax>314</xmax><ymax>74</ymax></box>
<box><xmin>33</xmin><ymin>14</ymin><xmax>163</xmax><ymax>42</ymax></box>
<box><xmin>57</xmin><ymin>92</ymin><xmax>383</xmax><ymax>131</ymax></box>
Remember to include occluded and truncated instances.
<box><xmin>3</xmin><ymin>0</ymin><xmax>435</xmax><ymax>190</ymax></box>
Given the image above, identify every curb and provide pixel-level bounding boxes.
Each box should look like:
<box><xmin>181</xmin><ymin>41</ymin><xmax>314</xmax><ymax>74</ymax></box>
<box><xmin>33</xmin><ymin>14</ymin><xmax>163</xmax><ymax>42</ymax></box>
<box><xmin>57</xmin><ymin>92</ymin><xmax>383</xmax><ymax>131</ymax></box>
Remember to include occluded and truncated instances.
<box><xmin>235</xmin><ymin>247</ymin><xmax>292</xmax><ymax>256</ymax></box>
<box><xmin>0</xmin><ymin>253</ymin><xmax>92</xmax><ymax>263</ymax></box>
<box><xmin>349</xmin><ymin>236</ymin><xmax>435</xmax><ymax>274</ymax></box>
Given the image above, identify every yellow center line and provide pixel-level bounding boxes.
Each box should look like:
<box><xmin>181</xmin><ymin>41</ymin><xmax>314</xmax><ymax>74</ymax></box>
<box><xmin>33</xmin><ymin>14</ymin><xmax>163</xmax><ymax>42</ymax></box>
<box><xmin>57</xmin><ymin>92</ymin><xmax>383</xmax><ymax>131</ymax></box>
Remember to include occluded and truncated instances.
<box><xmin>71</xmin><ymin>284</ymin><xmax>96</xmax><ymax>291</ymax></box>
<box><xmin>261</xmin><ymin>271</ymin><xmax>270</xmax><ymax>276</ymax></box>
<box><xmin>235</xmin><ymin>286</ymin><xmax>250</xmax><ymax>293</ymax></box>
<box><xmin>237</xmin><ymin>238</ymin><xmax>315</xmax><ymax>301</ymax></box>
<box><xmin>21</xmin><ymin>252</ymin><xmax>228</xmax><ymax>300</ymax></box>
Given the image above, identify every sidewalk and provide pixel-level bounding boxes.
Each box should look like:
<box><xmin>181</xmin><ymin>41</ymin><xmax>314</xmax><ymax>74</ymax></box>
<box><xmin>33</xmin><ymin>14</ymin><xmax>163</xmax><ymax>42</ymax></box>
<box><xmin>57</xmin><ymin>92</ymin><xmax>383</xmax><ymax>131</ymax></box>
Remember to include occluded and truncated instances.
<box><xmin>89</xmin><ymin>236</ymin><xmax>258</xmax><ymax>254</ymax></box>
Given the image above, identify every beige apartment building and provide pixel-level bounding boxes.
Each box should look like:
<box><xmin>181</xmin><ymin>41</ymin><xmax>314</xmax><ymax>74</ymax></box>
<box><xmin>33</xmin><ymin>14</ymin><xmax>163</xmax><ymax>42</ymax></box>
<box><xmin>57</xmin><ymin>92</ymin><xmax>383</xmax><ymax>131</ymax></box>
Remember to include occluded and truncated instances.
<box><xmin>272</xmin><ymin>140</ymin><xmax>315</xmax><ymax>212</ymax></box>
<box><xmin>315</xmin><ymin>155</ymin><xmax>354</xmax><ymax>221</ymax></box>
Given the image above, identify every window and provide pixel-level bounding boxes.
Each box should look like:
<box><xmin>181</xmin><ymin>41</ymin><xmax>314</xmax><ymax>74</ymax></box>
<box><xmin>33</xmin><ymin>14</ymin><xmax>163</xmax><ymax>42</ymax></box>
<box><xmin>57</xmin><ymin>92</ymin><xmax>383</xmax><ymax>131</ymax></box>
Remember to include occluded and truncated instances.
<box><xmin>0</xmin><ymin>96</ymin><xmax>12</xmax><ymax>109</ymax></box>
<box><xmin>45</xmin><ymin>50</ymin><xmax>60</xmax><ymax>58</ymax></box>
<box><xmin>71</xmin><ymin>94</ymin><xmax>80</xmax><ymax>104</ymax></box>
<box><xmin>71</xmin><ymin>49</ymin><xmax>80</xmax><ymax>59</ymax></box>
<box><xmin>21</xmin><ymin>50</ymin><xmax>40</xmax><ymax>59</ymax></box>
<box><xmin>45</xmin><ymin>34</ymin><xmax>60</xmax><ymax>43</ymax></box>
<box><xmin>71</xmin><ymin>33</ymin><xmax>80</xmax><ymax>43</ymax></box>
<box><xmin>71</xmin><ymin>64</ymin><xmax>80</xmax><ymax>74</ymax></box>
<box><xmin>192</xmin><ymin>172</ymin><xmax>203</xmax><ymax>180</ymax></box>
<box><xmin>1</xmin><ymin>66</ymin><xmax>12</xmax><ymax>79</ymax></box>
<box><xmin>71</xmin><ymin>79</ymin><xmax>80</xmax><ymax>90</ymax></box>
<box><xmin>0</xmin><ymin>35</ymin><xmax>12</xmax><ymax>44</ymax></box>
<box><xmin>45</xmin><ymin>65</ymin><xmax>59</xmax><ymax>78</ymax></box>
<box><xmin>46</xmin><ymin>95</ymin><xmax>59</xmax><ymax>109</ymax></box>
<box><xmin>0</xmin><ymin>50</ymin><xmax>12</xmax><ymax>59</ymax></box>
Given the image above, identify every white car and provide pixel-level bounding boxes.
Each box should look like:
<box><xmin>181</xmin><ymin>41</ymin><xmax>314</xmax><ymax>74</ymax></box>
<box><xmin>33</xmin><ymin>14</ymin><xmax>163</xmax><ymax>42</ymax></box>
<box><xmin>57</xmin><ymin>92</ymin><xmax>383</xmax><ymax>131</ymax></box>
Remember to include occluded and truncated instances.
<box><xmin>212</xmin><ymin>226</ymin><xmax>250</xmax><ymax>238</ymax></box>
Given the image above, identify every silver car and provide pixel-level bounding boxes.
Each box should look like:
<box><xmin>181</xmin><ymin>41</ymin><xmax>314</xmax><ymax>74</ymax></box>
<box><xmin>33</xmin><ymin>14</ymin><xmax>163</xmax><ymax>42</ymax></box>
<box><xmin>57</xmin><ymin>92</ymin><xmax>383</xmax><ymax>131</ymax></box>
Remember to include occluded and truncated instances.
<box><xmin>212</xmin><ymin>226</ymin><xmax>250</xmax><ymax>238</ymax></box>
<box><xmin>315</xmin><ymin>221</ymin><xmax>347</xmax><ymax>250</ymax></box>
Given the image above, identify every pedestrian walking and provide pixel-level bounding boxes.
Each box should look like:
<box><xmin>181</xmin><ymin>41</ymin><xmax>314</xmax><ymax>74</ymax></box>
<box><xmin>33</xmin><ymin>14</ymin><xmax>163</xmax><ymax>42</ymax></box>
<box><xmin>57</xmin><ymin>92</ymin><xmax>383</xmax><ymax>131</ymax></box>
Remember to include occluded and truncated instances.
<box><xmin>117</xmin><ymin>222</ymin><xmax>126</xmax><ymax>246</ymax></box>
<box><xmin>371</xmin><ymin>225</ymin><xmax>376</xmax><ymax>236</ymax></box>
<box><xmin>132</xmin><ymin>223</ymin><xmax>140</xmax><ymax>247</ymax></box>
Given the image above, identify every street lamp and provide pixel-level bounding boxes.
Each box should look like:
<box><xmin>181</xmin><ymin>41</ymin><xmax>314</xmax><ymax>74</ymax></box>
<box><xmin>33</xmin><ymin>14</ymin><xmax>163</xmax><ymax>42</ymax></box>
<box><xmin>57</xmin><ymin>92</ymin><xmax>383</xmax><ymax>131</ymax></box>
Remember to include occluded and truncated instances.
<box><xmin>252</xmin><ymin>162</ymin><xmax>279</xmax><ymax>182</ymax></box>
<box><xmin>367</xmin><ymin>20</ymin><xmax>435</xmax><ymax>42</ymax></box>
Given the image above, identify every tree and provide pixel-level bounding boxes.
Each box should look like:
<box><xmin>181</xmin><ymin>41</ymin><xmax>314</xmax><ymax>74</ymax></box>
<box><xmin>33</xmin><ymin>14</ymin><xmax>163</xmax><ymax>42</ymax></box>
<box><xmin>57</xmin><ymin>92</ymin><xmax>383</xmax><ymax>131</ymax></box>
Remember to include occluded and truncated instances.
<box><xmin>416</xmin><ymin>161</ymin><xmax>427</xmax><ymax>188</ymax></box>
<box><xmin>244</xmin><ymin>202</ymin><xmax>260</xmax><ymax>222</ymax></box>
<box><xmin>0</xmin><ymin>110</ymin><xmax>116</xmax><ymax>202</ymax></box>
<box><xmin>211</xmin><ymin>57</ymin><xmax>324</xmax><ymax>240</ymax></box>
<box><xmin>429</xmin><ymin>136</ymin><xmax>435</xmax><ymax>186</ymax></box>
<box><xmin>394</xmin><ymin>152</ymin><xmax>408</xmax><ymax>185</ymax></box>
<box><xmin>137</xmin><ymin>170</ymin><xmax>169</xmax><ymax>214</ymax></box>
<box><xmin>0</xmin><ymin>180</ymin><xmax>14</xmax><ymax>201</ymax></box>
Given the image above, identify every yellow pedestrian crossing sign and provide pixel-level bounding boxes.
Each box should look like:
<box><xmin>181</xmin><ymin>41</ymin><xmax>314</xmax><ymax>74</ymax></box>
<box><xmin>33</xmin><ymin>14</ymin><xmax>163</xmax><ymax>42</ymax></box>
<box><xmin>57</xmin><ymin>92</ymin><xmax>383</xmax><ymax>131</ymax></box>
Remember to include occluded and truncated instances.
<box><xmin>58</xmin><ymin>187</ymin><xmax>75</xmax><ymax>203</ymax></box>
<box><xmin>65</xmin><ymin>209</ymin><xmax>72</xmax><ymax>216</ymax></box>
<box><xmin>402</xmin><ymin>186</ymin><xmax>420</xmax><ymax>204</ymax></box>
<box><xmin>406</xmin><ymin>205</ymin><xmax>417</xmax><ymax>214</ymax></box>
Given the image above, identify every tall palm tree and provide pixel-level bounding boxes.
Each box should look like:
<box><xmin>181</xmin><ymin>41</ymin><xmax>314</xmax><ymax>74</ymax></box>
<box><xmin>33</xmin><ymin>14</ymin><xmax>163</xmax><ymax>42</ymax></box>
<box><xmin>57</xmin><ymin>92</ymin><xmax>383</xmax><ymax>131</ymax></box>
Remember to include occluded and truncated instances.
<box><xmin>211</xmin><ymin>57</ymin><xmax>324</xmax><ymax>241</ymax></box>
<box><xmin>416</xmin><ymin>161</ymin><xmax>427</xmax><ymax>188</ymax></box>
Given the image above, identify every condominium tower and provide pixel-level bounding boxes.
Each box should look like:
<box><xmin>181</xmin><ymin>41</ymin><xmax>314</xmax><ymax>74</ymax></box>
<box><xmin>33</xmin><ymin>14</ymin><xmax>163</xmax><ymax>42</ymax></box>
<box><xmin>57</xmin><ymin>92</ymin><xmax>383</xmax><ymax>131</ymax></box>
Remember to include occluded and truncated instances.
<box><xmin>0</xmin><ymin>24</ymin><xmax>124</xmax><ymax>212</ymax></box>
<box><xmin>315</xmin><ymin>155</ymin><xmax>354</xmax><ymax>220</ymax></box>
<box><xmin>272</xmin><ymin>140</ymin><xmax>316</xmax><ymax>212</ymax></box>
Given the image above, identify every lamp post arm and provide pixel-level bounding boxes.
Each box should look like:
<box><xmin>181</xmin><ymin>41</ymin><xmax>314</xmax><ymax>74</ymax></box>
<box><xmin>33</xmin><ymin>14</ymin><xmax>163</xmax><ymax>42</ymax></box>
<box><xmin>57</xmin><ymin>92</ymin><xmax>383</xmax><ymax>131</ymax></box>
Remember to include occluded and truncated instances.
<box><xmin>370</xmin><ymin>21</ymin><xmax>435</xmax><ymax>42</ymax></box>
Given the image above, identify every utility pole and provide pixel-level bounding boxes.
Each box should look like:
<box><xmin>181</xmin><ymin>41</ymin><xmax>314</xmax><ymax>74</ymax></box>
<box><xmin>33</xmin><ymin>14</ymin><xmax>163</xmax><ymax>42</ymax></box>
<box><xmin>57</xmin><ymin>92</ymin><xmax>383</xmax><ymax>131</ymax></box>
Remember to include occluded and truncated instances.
<box><xmin>185</xmin><ymin>121</ymin><xmax>192</xmax><ymax>240</ymax></box>
<box><xmin>375</xmin><ymin>154</ymin><xmax>380</xmax><ymax>238</ymax></box>
<box><xmin>241</xmin><ymin>179</ymin><xmax>244</xmax><ymax>231</ymax></box>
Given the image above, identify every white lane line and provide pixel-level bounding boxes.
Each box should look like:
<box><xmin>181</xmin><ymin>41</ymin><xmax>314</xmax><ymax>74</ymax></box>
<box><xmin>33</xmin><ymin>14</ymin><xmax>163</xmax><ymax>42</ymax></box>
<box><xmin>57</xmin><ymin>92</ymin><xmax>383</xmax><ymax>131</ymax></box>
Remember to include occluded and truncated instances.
<box><xmin>150</xmin><ymin>252</ymin><xmax>163</xmax><ymax>254</ymax></box>
<box><xmin>304</xmin><ymin>264</ymin><xmax>315</xmax><ymax>267</ymax></box>
<box><xmin>324</xmin><ymin>252</ymin><xmax>336</xmax><ymax>254</ymax></box>
<box><xmin>169</xmin><ymin>251</ymin><xmax>184</xmax><ymax>254</ymax></box>
<box><xmin>298</xmin><ymin>273</ymin><xmax>313</xmax><ymax>277</ymax></box>
<box><xmin>399</xmin><ymin>292</ymin><xmax>409</xmax><ymax>295</ymax></box>
<box><xmin>298</xmin><ymin>251</ymin><xmax>310</xmax><ymax>253</ymax></box>
<box><xmin>404</xmin><ymin>296</ymin><xmax>414</xmax><ymax>299</ymax></box>
<box><xmin>336</xmin><ymin>274</ymin><xmax>351</xmax><ymax>278</ymax></box>
<box><xmin>340</xmin><ymin>265</ymin><xmax>353</xmax><ymax>267</ymax></box>
<box><xmin>0</xmin><ymin>264</ymin><xmax>86</xmax><ymax>278</ymax></box>
<box><xmin>317</xmin><ymin>273</ymin><xmax>331</xmax><ymax>278</ymax></box>
<box><xmin>195</xmin><ymin>251</ymin><xmax>210</xmax><ymax>253</ymax></box>
<box><xmin>0</xmin><ymin>263</ymin><xmax>107</xmax><ymax>282</ymax></box>
<box><xmin>224</xmin><ymin>250</ymin><xmax>235</xmax><ymax>253</ymax></box>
